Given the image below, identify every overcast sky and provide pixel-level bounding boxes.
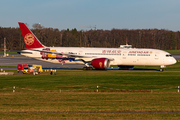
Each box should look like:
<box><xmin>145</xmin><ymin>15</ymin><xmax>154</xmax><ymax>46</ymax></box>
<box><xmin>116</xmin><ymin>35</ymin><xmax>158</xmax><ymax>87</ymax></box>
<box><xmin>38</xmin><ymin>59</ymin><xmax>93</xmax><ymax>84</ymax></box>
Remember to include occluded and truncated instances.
<box><xmin>0</xmin><ymin>0</ymin><xmax>180</xmax><ymax>31</ymax></box>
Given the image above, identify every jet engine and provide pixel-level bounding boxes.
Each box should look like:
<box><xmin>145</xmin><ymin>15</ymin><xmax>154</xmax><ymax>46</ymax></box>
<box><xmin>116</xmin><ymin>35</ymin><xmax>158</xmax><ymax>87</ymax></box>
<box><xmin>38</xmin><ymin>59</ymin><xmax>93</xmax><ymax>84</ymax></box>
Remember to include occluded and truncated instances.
<box><xmin>92</xmin><ymin>58</ymin><xmax>110</xmax><ymax>69</ymax></box>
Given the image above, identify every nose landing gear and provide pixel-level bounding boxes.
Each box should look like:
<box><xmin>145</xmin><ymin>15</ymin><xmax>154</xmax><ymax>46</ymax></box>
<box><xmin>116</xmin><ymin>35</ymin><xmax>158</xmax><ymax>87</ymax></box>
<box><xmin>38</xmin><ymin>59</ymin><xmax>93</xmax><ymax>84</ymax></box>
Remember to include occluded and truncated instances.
<box><xmin>160</xmin><ymin>65</ymin><xmax>166</xmax><ymax>72</ymax></box>
<box><xmin>160</xmin><ymin>68</ymin><xmax>164</xmax><ymax>72</ymax></box>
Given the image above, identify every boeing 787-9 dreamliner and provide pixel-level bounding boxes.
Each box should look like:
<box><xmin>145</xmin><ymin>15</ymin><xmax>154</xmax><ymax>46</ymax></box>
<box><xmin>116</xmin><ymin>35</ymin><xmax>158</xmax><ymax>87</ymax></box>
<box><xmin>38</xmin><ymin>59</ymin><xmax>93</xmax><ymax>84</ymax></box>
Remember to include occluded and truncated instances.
<box><xmin>18</xmin><ymin>22</ymin><xmax>176</xmax><ymax>71</ymax></box>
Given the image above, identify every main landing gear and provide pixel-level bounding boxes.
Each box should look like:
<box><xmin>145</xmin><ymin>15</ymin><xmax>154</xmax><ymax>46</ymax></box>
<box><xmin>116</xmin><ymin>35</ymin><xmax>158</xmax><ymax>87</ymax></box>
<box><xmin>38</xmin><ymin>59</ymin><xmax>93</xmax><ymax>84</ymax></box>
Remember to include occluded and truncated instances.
<box><xmin>83</xmin><ymin>63</ymin><xmax>93</xmax><ymax>70</ymax></box>
<box><xmin>83</xmin><ymin>67</ymin><xmax>93</xmax><ymax>70</ymax></box>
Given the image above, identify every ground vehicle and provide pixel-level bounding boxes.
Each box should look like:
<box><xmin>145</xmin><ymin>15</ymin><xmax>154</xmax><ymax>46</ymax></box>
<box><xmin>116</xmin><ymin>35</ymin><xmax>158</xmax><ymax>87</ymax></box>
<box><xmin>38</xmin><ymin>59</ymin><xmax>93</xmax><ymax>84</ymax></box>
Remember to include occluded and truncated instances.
<box><xmin>22</xmin><ymin>64</ymin><xmax>43</xmax><ymax>74</ymax></box>
<box><xmin>23</xmin><ymin>66</ymin><xmax>38</xmax><ymax>75</ymax></box>
<box><xmin>23</xmin><ymin>66</ymin><xmax>29</xmax><ymax>74</ymax></box>
<box><xmin>17</xmin><ymin>64</ymin><xmax>28</xmax><ymax>73</ymax></box>
<box><xmin>28</xmin><ymin>65</ymin><xmax>43</xmax><ymax>73</ymax></box>
<box><xmin>32</xmin><ymin>65</ymin><xmax>43</xmax><ymax>73</ymax></box>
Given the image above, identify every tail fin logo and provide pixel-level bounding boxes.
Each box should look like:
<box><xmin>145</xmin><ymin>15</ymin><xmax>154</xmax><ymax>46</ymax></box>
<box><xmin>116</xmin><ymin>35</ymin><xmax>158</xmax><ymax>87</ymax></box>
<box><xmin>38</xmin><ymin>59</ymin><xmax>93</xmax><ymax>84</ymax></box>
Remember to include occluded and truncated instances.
<box><xmin>24</xmin><ymin>33</ymin><xmax>35</xmax><ymax>46</ymax></box>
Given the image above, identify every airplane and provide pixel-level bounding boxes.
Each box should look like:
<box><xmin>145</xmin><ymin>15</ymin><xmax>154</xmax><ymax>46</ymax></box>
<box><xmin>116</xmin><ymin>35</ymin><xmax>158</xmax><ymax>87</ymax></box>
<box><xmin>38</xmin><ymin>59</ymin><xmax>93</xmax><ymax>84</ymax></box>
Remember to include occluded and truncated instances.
<box><xmin>18</xmin><ymin>22</ymin><xmax>177</xmax><ymax>71</ymax></box>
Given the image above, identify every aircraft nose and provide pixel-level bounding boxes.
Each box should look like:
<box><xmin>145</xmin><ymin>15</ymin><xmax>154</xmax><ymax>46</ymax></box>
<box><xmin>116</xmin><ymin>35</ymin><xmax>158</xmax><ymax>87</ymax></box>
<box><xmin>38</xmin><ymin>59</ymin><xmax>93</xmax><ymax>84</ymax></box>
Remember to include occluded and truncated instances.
<box><xmin>172</xmin><ymin>58</ymin><xmax>177</xmax><ymax>64</ymax></box>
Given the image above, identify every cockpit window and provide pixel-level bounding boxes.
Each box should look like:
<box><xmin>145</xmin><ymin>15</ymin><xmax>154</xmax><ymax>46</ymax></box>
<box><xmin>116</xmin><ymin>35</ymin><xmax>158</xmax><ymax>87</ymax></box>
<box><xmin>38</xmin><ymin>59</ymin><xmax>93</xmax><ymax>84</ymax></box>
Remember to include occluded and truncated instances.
<box><xmin>166</xmin><ymin>54</ymin><xmax>172</xmax><ymax>57</ymax></box>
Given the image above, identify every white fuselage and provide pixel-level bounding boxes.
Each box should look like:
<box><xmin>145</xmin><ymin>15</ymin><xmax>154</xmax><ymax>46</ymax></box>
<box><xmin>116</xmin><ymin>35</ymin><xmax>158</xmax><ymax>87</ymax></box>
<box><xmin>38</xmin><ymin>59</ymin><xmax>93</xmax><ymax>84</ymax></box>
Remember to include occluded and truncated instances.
<box><xmin>21</xmin><ymin>47</ymin><xmax>177</xmax><ymax>67</ymax></box>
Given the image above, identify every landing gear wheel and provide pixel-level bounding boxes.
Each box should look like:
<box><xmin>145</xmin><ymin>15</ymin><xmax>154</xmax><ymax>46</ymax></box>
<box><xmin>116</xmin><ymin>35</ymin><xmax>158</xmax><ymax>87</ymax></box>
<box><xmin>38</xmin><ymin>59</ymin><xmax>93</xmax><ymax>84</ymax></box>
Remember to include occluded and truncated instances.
<box><xmin>83</xmin><ymin>67</ymin><xmax>86</xmax><ymax>70</ymax></box>
<box><xmin>83</xmin><ymin>67</ymin><xmax>93</xmax><ymax>70</ymax></box>
<box><xmin>89</xmin><ymin>67</ymin><xmax>93</xmax><ymax>70</ymax></box>
<box><xmin>160</xmin><ymin>68</ymin><xmax>164</xmax><ymax>72</ymax></box>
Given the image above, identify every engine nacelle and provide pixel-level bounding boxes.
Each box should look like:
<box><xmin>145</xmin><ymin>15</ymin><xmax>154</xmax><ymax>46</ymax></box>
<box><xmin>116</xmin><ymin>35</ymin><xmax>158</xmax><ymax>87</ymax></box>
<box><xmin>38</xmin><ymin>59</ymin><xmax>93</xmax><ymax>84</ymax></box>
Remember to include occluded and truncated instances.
<box><xmin>118</xmin><ymin>65</ymin><xmax>134</xmax><ymax>70</ymax></box>
<box><xmin>92</xmin><ymin>58</ymin><xmax>110</xmax><ymax>69</ymax></box>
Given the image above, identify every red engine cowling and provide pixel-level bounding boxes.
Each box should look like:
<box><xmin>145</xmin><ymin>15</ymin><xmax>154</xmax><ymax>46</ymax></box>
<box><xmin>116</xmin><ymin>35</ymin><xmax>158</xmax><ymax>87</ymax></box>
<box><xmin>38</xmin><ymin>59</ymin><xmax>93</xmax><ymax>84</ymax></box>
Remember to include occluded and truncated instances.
<box><xmin>92</xmin><ymin>58</ymin><xmax>110</xmax><ymax>69</ymax></box>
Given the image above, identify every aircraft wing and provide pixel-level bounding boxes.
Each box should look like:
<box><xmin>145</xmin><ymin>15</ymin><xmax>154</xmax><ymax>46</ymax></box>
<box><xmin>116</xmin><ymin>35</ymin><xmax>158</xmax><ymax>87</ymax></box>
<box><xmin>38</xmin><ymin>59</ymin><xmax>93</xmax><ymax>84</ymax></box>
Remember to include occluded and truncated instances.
<box><xmin>31</xmin><ymin>49</ymin><xmax>92</xmax><ymax>58</ymax></box>
<box><xmin>30</xmin><ymin>49</ymin><xmax>114</xmax><ymax>61</ymax></box>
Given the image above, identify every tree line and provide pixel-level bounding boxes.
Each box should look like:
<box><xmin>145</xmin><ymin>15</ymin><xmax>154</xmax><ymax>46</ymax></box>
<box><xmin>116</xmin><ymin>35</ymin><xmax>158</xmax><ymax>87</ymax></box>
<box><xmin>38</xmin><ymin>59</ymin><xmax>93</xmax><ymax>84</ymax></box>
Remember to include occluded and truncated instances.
<box><xmin>0</xmin><ymin>24</ymin><xmax>180</xmax><ymax>50</ymax></box>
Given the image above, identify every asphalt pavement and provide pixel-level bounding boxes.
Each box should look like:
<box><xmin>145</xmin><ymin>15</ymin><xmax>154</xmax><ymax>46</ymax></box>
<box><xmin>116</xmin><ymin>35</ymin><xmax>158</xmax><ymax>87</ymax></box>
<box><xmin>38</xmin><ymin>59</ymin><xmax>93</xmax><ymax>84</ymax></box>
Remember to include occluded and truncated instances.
<box><xmin>0</xmin><ymin>56</ymin><xmax>179</xmax><ymax>69</ymax></box>
<box><xmin>0</xmin><ymin>57</ymin><xmax>84</xmax><ymax>68</ymax></box>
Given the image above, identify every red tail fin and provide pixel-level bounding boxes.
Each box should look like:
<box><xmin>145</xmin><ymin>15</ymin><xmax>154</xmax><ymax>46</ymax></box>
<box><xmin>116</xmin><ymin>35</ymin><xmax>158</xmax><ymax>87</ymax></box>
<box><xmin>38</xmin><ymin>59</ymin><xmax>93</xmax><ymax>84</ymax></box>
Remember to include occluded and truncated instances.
<box><xmin>18</xmin><ymin>22</ymin><xmax>45</xmax><ymax>49</ymax></box>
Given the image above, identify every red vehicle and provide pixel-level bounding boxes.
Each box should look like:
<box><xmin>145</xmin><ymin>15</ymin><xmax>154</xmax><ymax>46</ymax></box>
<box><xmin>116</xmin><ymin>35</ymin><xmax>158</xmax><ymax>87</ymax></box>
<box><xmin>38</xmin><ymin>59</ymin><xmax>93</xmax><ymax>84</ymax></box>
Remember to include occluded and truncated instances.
<box><xmin>17</xmin><ymin>64</ymin><xmax>28</xmax><ymax>73</ymax></box>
